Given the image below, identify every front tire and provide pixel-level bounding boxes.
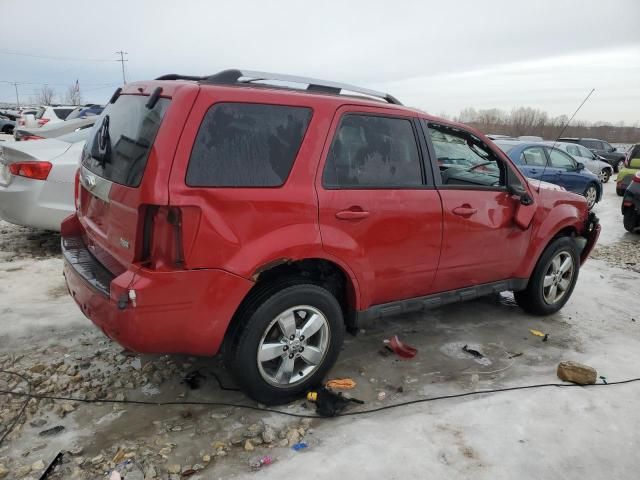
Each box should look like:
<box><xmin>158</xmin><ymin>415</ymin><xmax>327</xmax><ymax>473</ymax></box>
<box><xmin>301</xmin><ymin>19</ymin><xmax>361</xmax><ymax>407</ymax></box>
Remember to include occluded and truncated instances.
<box><xmin>599</xmin><ymin>169</ymin><xmax>610</xmax><ymax>183</ymax></box>
<box><xmin>514</xmin><ymin>237</ymin><xmax>580</xmax><ymax>315</ymax></box>
<box><xmin>225</xmin><ymin>281</ymin><xmax>344</xmax><ymax>405</ymax></box>
<box><xmin>583</xmin><ymin>184</ymin><xmax>598</xmax><ymax>209</ymax></box>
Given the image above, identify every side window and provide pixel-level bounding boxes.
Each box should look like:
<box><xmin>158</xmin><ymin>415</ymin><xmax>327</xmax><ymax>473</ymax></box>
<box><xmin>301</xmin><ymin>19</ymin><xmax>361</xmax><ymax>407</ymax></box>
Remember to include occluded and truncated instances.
<box><xmin>520</xmin><ymin>147</ymin><xmax>547</xmax><ymax>166</ymax></box>
<box><xmin>186</xmin><ymin>103</ymin><xmax>312</xmax><ymax>187</ymax></box>
<box><xmin>603</xmin><ymin>142</ymin><xmax>613</xmax><ymax>152</ymax></box>
<box><xmin>548</xmin><ymin>148</ymin><xmax>576</xmax><ymax>170</ymax></box>
<box><xmin>566</xmin><ymin>145</ymin><xmax>580</xmax><ymax>156</ymax></box>
<box><xmin>429</xmin><ymin>124</ymin><xmax>511</xmax><ymax>188</ymax></box>
<box><xmin>578</xmin><ymin>145</ymin><xmax>595</xmax><ymax>159</ymax></box>
<box><xmin>322</xmin><ymin>114</ymin><xmax>422</xmax><ymax>188</ymax></box>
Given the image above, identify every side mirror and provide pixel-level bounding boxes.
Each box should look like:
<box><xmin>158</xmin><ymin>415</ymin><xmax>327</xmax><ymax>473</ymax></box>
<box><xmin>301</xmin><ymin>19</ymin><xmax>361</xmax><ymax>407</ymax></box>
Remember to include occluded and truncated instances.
<box><xmin>576</xmin><ymin>162</ymin><xmax>585</xmax><ymax>171</ymax></box>
<box><xmin>611</xmin><ymin>147</ymin><xmax>617</xmax><ymax>152</ymax></box>
<box><xmin>508</xmin><ymin>184</ymin><xmax>534</xmax><ymax>205</ymax></box>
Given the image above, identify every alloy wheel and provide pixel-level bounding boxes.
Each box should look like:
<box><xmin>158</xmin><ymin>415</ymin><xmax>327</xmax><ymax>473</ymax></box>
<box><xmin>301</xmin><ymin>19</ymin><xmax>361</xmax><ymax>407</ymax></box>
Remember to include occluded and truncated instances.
<box><xmin>256</xmin><ymin>305</ymin><xmax>330</xmax><ymax>387</ymax></box>
<box><xmin>542</xmin><ymin>251</ymin><xmax>575</xmax><ymax>305</ymax></box>
<box><xmin>584</xmin><ymin>186</ymin><xmax>597</xmax><ymax>209</ymax></box>
<box><xmin>598</xmin><ymin>170</ymin><xmax>610</xmax><ymax>183</ymax></box>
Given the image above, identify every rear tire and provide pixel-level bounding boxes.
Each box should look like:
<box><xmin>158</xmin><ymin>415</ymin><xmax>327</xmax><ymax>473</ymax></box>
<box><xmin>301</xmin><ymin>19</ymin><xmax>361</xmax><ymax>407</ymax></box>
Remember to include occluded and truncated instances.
<box><xmin>225</xmin><ymin>280</ymin><xmax>344</xmax><ymax>405</ymax></box>
<box><xmin>599</xmin><ymin>169</ymin><xmax>610</xmax><ymax>183</ymax></box>
<box><xmin>616</xmin><ymin>187</ymin><xmax>626</xmax><ymax>197</ymax></box>
<box><xmin>1</xmin><ymin>125</ymin><xmax>12</xmax><ymax>134</ymax></box>
<box><xmin>514</xmin><ymin>237</ymin><xmax>580</xmax><ymax>316</ymax></box>
<box><xmin>583</xmin><ymin>183</ymin><xmax>598</xmax><ymax>209</ymax></box>
<box><xmin>623</xmin><ymin>210</ymin><xmax>639</xmax><ymax>233</ymax></box>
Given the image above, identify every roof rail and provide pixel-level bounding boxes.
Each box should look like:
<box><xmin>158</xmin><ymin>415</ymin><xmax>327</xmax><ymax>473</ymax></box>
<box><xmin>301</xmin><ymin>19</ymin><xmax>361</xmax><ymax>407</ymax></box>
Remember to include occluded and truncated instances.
<box><xmin>155</xmin><ymin>69</ymin><xmax>403</xmax><ymax>105</ymax></box>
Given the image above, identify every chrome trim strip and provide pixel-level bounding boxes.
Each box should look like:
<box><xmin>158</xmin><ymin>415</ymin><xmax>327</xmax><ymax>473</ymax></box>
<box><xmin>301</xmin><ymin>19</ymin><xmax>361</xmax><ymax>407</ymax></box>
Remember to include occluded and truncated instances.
<box><xmin>79</xmin><ymin>165</ymin><xmax>112</xmax><ymax>203</ymax></box>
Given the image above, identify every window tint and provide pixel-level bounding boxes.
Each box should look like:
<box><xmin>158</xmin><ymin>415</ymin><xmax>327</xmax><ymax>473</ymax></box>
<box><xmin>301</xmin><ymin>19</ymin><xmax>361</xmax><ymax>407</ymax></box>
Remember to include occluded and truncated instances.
<box><xmin>323</xmin><ymin>114</ymin><xmax>422</xmax><ymax>188</ymax></box>
<box><xmin>582</xmin><ymin>140</ymin><xmax>602</xmax><ymax>150</ymax></box>
<box><xmin>187</xmin><ymin>103</ymin><xmax>311</xmax><ymax>187</ymax></box>
<box><xmin>521</xmin><ymin>147</ymin><xmax>547</xmax><ymax>166</ymax></box>
<box><xmin>548</xmin><ymin>148</ymin><xmax>576</xmax><ymax>169</ymax></box>
<box><xmin>577</xmin><ymin>145</ymin><xmax>595</xmax><ymax>159</ymax></box>
<box><xmin>429</xmin><ymin>124</ymin><xmax>510</xmax><ymax>188</ymax></box>
<box><xmin>54</xmin><ymin>108</ymin><xmax>74</xmax><ymax>120</ymax></box>
<box><xmin>82</xmin><ymin>94</ymin><xmax>170</xmax><ymax>187</ymax></box>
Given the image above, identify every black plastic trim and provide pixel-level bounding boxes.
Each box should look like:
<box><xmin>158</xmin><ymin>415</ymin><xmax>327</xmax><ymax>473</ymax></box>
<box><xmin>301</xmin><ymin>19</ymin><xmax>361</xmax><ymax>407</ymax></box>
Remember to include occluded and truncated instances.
<box><xmin>356</xmin><ymin>278</ymin><xmax>529</xmax><ymax>323</ymax></box>
<box><xmin>62</xmin><ymin>236</ymin><xmax>114</xmax><ymax>297</ymax></box>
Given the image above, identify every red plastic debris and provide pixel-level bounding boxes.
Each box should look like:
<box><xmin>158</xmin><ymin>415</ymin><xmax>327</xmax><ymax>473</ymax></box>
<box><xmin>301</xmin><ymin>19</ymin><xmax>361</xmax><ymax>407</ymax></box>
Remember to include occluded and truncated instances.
<box><xmin>387</xmin><ymin>335</ymin><xmax>417</xmax><ymax>359</ymax></box>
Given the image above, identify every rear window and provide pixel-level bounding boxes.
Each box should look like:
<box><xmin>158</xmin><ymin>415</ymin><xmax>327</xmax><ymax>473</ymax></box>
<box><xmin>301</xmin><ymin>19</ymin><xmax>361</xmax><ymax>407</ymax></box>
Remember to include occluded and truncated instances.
<box><xmin>58</xmin><ymin>128</ymin><xmax>91</xmax><ymax>144</ymax></box>
<box><xmin>54</xmin><ymin>108</ymin><xmax>74</xmax><ymax>120</ymax></box>
<box><xmin>82</xmin><ymin>94</ymin><xmax>170</xmax><ymax>187</ymax></box>
<box><xmin>186</xmin><ymin>103</ymin><xmax>312</xmax><ymax>187</ymax></box>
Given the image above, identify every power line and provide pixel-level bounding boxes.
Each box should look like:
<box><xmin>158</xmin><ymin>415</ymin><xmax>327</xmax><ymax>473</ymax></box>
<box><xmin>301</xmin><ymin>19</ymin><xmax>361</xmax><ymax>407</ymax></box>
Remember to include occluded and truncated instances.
<box><xmin>0</xmin><ymin>48</ymin><xmax>114</xmax><ymax>63</ymax></box>
<box><xmin>115</xmin><ymin>50</ymin><xmax>128</xmax><ymax>84</ymax></box>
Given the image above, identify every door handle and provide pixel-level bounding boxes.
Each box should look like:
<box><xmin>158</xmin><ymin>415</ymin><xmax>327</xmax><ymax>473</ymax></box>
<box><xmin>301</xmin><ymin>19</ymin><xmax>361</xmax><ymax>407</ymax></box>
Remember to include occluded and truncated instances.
<box><xmin>452</xmin><ymin>205</ymin><xmax>477</xmax><ymax>217</ymax></box>
<box><xmin>335</xmin><ymin>209</ymin><xmax>370</xmax><ymax>220</ymax></box>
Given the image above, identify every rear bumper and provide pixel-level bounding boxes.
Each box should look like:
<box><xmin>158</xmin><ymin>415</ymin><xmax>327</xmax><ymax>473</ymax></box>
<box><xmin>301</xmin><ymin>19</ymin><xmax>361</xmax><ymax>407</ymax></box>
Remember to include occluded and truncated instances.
<box><xmin>579</xmin><ymin>212</ymin><xmax>600</xmax><ymax>265</ymax></box>
<box><xmin>62</xmin><ymin>215</ymin><xmax>254</xmax><ymax>356</ymax></box>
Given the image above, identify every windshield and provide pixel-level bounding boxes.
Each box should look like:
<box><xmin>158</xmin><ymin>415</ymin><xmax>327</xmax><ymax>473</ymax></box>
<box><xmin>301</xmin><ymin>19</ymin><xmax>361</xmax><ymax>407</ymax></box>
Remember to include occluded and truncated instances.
<box><xmin>81</xmin><ymin>94</ymin><xmax>170</xmax><ymax>187</ymax></box>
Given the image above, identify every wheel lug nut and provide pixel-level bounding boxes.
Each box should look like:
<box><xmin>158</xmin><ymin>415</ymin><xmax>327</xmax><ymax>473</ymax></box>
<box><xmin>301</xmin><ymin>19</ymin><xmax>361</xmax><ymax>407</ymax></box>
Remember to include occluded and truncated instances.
<box><xmin>299</xmin><ymin>346</ymin><xmax>304</xmax><ymax>352</ymax></box>
<box><xmin>289</xmin><ymin>353</ymin><xmax>294</xmax><ymax>359</ymax></box>
<box><xmin>290</xmin><ymin>335</ymin><xmax>295</xmax><ymax>340</ymax></box>
<box><xmin>299</xmin><ymin>335</ymin><xmax>305</xmax><ymax>341</ymax></box>
<box><xmin>283</xmin><ymin>345</ymin><xmax>288</xmax><ymax>351</ymax></box>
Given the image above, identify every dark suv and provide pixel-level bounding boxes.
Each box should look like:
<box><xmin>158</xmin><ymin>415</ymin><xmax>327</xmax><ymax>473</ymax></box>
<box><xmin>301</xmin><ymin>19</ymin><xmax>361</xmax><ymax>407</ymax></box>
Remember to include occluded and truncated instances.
<box><xmin>62</xmin><ymin>69</ymin><xmax>600</xmax><ymax>404</ymax></box>
<box><xmin>558</xmin><ymin>137</ymin><xmax>626</xmax><ymax>172</ymax></box>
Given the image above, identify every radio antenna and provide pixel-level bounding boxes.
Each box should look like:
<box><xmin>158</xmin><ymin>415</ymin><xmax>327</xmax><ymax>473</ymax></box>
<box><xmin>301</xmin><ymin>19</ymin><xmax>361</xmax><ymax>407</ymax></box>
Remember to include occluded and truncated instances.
<box><xmin>537</xmin><ymin>88</ymin><xmax>595</xmax><ymax>192</ymax></box>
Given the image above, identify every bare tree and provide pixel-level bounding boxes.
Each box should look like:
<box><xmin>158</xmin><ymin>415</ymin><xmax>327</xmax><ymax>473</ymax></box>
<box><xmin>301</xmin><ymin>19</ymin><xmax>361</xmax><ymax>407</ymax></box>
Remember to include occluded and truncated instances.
<box><xmin>65</xmin><ymin>81</ymin><xmax>83</xmax><ymax>106</ymax></box>
<box><xmin>34</xmin><ymin>85</ymin><xmax>56</xmax><ymax>105</ymax></box>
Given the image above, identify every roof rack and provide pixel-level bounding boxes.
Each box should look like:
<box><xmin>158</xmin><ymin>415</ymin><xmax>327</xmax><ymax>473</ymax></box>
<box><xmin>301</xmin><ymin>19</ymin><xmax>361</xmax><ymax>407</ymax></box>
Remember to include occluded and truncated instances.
<box><xmin>155</xmin><ymin>69</ymin><xmax>403</xmax><ymax>105</ymax></box>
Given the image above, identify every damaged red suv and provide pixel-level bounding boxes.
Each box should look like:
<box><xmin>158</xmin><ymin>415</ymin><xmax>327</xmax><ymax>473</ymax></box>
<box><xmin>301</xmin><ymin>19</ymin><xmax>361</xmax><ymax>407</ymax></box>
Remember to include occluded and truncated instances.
<box><xmin>62</xmin><ymin>70</ymin><xmax>600</xmax><ymax>404</ymax></box>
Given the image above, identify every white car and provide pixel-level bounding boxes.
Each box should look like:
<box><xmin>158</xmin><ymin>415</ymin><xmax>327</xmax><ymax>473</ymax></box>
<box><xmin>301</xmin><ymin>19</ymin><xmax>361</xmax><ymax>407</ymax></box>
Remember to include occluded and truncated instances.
<box><xmin>0</xmin><ymin>128</ymin><xmax>89</xmax><ymax>231</ymax></box>
<box><xmin>18</xmin><ymin>105</ymin><xmax>77</xmax><ymax>129</ymax></box>
<box><xmin>546</xmin><ymin>141</ymin><xmax>614</xmax><ymax>183</ymax></box>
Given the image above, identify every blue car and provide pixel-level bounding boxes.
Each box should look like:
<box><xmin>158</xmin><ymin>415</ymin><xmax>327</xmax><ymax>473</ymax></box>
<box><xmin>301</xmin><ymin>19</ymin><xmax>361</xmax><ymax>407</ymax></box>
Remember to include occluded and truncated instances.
<box><xmin>495</xmin><ymin>140</ymin><xmax>602</xmax><ymax>209</ymax></box>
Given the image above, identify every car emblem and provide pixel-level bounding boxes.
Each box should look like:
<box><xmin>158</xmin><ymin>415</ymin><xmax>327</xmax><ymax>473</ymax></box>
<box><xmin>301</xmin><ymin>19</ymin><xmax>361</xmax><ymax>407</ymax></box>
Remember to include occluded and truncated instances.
<box><xmin>85</xmin><ymin>172</ymin><xmax>97</xmax><ymax>190</ymax></box>
<box><xmin>119</xmin><ymin>238</ymin><xmax>130</xmax><ymax>249</ymax></box>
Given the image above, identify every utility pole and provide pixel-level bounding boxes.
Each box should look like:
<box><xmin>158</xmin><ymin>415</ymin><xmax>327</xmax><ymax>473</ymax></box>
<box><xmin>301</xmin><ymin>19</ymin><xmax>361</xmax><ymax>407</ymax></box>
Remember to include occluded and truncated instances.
<box><xmin>13</xmin><ymin>82</ymin><xmax>20</xmax><ymax>108</ymax></box>
<box><xmin>115</xmin><ymin>50</ymin><xmax>128</xmax><ymax>85</ymax></box>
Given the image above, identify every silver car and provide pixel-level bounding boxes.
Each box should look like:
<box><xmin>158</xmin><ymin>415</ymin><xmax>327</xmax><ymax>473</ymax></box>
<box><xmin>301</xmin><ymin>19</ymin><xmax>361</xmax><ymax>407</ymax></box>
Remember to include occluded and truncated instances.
<box><xmin>14</xmin><ymin>117</ymin><xmax>96</xmax><ymax>141</ymax></box>
<box><xmin>547</xmin><ymin>141</ymin><xmax>614</xmax><ymax>183</ymax></box>
<box><xmin>0</xmin><ymin>129</ymin><xmax>89</xmax><ymax>231</ymax></box>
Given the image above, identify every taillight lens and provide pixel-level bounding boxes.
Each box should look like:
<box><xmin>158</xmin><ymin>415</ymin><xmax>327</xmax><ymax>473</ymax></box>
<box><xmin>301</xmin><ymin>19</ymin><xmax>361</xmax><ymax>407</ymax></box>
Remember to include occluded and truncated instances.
<box><xmin>74</xmin><ymin>168</ymin><xmax>81</xmax><ymax>209</ymax></box>
<box><xmin>9</xmin><ymin>161</ymin><xmax>52</xmax><ymax>180</ymax></box>
<box><xmin>22</xmin><ymin>135</ymin><xmax>44</xmax><ymax>141</ymax></box>
<box><xmin>633</xmin><ymin>172</ymin><xmax>640</xmax><ymax>184</ymax></box>
<box><xmin>37</xmin><ymin>118</ymin><xmax>50</xmax><ymax>126</ymax></box>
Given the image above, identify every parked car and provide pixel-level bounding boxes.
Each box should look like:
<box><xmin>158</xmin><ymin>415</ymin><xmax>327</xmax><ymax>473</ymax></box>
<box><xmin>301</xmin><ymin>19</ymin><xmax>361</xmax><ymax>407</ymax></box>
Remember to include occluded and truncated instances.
<box><xmin>61</xmin><ymin>70</ymin><xmax>600</xmax><ymax>404</ymax></box>
<box><xmin>550</xmin><ymin>141</ymin><xmax>614</xmax><ymax>183</ymax></box>
<box><xmin>558</xmin><ymin>137</ymin><xmax>626</xmax><ymax>172</ymax></box>
<box><xmin>621</xmin><ymin>172</ymin><xmax>640</xmax><ymax>233</ymax></box>
<box><xmin>18</xmin><ymin>105</ymin><xmax>77</xmax><ymax>128</ymax></box>
<box><xmin>616</xmin><ymin>144</ymin><xmax>640</xmax><ymax>196</ymax></box>
<box><xmin>14</xmin><ymin>117</ymin><xmax>96</xmax><ymax>141</ymax></box>
<box><xmin>0</xmin><ymin>115</ymin><xmax>15</xmax><ymax>134</ymax></box>
<box><xmin>495</xmin><ymin>140</ymin><xmax>602</xmax><ymax>209</ymax></box>
<box><xmin>66</xmin><ymin>104</ymin><xmax>104</xmax><ymax>121</ymax></box>
<box><xmin>0</xmin><ymin>128</ymin><xmax>89</xmax><ymax>230</ymax></box>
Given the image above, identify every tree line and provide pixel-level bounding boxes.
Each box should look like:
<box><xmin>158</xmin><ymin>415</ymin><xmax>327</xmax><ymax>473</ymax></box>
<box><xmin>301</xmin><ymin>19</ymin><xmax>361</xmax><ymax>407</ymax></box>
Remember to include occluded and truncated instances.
<box><xmin>32</xmin><ymin>83</ymin><xmax>83</xmax><ymax>106</ymax></box>
<box><xmin>455</xmin><ymin>107</ymin><xmax>639</xmax><ymax>144</ymax></box>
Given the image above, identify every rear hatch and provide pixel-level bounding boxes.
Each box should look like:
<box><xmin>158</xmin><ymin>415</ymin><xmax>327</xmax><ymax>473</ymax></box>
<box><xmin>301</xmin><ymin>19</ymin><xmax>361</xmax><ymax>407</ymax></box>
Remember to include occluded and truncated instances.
<box><xmin>77</xmin><ymin>83</ymin><xmax>198</xmax><ymax>275</ymax></box>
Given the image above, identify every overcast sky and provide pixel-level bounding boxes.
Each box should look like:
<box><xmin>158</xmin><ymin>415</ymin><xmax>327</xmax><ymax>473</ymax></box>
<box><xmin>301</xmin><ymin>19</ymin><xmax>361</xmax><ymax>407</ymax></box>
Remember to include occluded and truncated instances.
<box><xmin>2</xmin><ymin>0</ymin><xmax>639</xmax><ymax>123</ymax></box>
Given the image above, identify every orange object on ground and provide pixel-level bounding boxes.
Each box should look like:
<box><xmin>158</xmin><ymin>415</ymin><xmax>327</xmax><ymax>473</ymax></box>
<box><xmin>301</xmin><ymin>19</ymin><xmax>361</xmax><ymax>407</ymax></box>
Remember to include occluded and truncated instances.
<box><xmin>326</xmin><ymin>378</ymin><xmax>357</xmax><ymax>390</ymax></box>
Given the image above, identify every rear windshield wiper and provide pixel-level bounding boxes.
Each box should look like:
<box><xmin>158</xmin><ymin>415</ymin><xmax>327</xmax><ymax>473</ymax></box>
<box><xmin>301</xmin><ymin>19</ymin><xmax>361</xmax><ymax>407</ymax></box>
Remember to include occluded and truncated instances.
<box><xmin>90</xmin><ymin>115</ymin><xmax>112</xmax><ymax>167</ymax></box>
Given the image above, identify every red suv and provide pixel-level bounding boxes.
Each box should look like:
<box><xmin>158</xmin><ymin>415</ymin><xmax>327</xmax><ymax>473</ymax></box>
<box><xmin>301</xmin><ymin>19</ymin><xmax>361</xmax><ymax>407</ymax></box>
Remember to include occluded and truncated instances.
<box><xmin>62</xmin><ymin>70</ymin><xmax>600</xmax><ymax>404</ymax></box>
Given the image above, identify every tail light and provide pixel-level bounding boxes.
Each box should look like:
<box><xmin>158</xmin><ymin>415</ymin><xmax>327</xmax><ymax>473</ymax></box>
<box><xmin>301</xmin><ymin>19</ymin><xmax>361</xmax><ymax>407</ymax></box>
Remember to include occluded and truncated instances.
<box><xmin>140</xmin><ymin>205</ymin><xmax>200</xmax><ymax>271</ymax></box>
<box><xmin>74</xmin><ymin>168</ymin><xmax>81</xmax><ymax>209</ymax></box>
<box><xmin>37</xmin><ymin>118</ymin><xmax>50</xmax><ymax>126</ymax></box>
<box><xmin>9</xmin><ymin>161</ymin><xmax>52</xmax><ymax>180</ymax></box>
<box><xmin>22</xmin><ymin>135</ymin><xmax>44</xmax><ymax>141</ymax></box>
<box><xmin>18</xmin><ymin>119</ymin><xmax>25</xmax><ymax>126</ymax></box>
<box><xmin>633</xmin><ymin>172</ymin><xmax>640</xmax><ymax>184</ymax></box>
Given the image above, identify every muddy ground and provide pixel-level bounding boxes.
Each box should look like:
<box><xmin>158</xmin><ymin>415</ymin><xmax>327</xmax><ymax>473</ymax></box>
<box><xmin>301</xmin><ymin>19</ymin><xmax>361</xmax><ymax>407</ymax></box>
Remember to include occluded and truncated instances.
<box><xmin>0</xmin><ymin>179</ymin><xmax>639</xmax><ymax>479</ymax></box>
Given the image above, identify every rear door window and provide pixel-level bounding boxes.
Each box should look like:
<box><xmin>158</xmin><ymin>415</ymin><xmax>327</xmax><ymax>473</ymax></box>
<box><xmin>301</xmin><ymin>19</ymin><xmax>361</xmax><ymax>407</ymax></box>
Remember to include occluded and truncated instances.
<box><xmin>548</xmin><ymin>148</ymin><xmax>576</xmax><ymax>170</ymax></box>
<box><xmin>54</xmin><ymin>108</ymin><xmax>74</xmax><ymax>120</ymax></box>
<box><xmin>521</xmin><ymin>147</ymin><xmax>547</xmax><ymax>166</ymax></box>
<box><xmin>323</xmin><ymin>114</ymin><xmax>423</xmax><ymax>188</ymax></box>
<box><xmin>186</xmin><ymin>103</ymin><xmax>312</xmax><ymax>187</ymax></box>
<box><xmin>82</xmin><ymin>94</ymin><xmax>170</xmax><ymax>187</ymax></box>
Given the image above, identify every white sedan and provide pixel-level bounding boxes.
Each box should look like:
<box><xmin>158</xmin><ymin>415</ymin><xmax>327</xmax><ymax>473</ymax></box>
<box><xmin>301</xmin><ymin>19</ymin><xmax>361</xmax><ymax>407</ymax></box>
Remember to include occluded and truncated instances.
<box><xmin>548</xmin><ymin>141</ymin><xmax>614</xmax><ymax>183</ymax></box>
<box><xmin>0</xmin><ymin>129</ymin><xmax>89</xmax><ymax>231</ymax></box>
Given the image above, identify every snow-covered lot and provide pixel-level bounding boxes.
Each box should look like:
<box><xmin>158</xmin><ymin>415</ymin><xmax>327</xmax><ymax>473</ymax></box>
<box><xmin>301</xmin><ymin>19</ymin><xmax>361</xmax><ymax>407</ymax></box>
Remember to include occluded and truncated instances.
<box><xmin>0</xmin><ymin>180</ymin><xmax>639</xmax><ymax>479</ymax></box>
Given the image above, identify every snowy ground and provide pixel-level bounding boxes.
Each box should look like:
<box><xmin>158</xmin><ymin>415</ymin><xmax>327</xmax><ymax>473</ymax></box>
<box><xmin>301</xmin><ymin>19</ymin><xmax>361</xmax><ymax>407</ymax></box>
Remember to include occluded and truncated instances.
<box><xmin>0</xmin><ymin>179</ymin><xmax>639</xmax><ymax>479</ymax></box>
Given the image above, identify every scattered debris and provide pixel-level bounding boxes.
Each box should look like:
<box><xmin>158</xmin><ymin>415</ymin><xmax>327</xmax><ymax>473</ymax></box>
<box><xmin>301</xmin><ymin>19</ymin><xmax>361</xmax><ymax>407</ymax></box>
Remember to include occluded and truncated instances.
<box><xmin>529</xmin><ymin>329</ymin><xmax>546</xmax><ymax>338</ymax></box>
<box><xmin>307</xmin><ymin>387</ymin><xmax>364</xmax><ymax>417</ymax></box>
<box><xmin>557</xmin><ymin>361</ymin><xmax>597</xmax><ymax>385</ymax></box>
<box><xmin>291</xmin><ymin>442</ymin><xmax>309</xmax><ymax>451</ymax></box>
<box><xmin>37</xmin><ymin>451</ymin><xmax>63</xmax><ymax>480</ymax></box>
<box><xmin>377</xmin><ymin>391</ymin><xmax>386</xmax><ymax>401</ymax></box>
<box><xmin>38</xmin><ymin>426</ymin><xmax>65</xmax><ymax>437</ymax></box>
<box><xmin>462</xmin><ymin>345</ymin><xmax>483</xmax><ymax>358</ymax></box>
<box><xmin>249</xmin><ymin>455</ymin><xmax>273</xmax><ymax>470</ymax></box>
<box><xmin>507</xmin><ymin>352</ymin><xmax>523</xmax><ymax>359</ymax></box>
<box><xmin>326</xmin><ymin>378</ymin><xmax>357</xmax><ymax>390</ymax></box>
<box><xmin>385</xmin><ymin>335</ymin><xmax>417</xmax><ymax>359</ymax></box>
<box><xmin>599</xmin><ymin>376</ymin><xmax>608</xmax><ymax>384</ymax></box>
